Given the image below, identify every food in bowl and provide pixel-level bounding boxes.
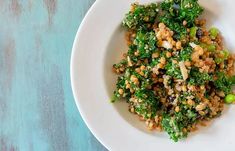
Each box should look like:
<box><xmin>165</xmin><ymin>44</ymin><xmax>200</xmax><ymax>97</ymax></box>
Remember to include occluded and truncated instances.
<box><xmin>111</xmin><ymin>0</ymin><xmax>235</xmax><ymax>142</ymax></box>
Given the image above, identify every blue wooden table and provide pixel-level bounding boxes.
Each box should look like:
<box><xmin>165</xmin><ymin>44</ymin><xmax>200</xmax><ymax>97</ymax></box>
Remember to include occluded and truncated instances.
<box><xmin>0</xmin><ymin>0</ymin><xmax>106</xmax><ymax>150</ymax></box>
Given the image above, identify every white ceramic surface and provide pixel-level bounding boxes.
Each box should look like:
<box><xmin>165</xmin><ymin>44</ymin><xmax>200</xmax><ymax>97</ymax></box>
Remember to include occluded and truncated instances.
<box><xmin>71</xmin><ymin>0</ymin><xmax>235</xmax><ymax>150</ymax></box>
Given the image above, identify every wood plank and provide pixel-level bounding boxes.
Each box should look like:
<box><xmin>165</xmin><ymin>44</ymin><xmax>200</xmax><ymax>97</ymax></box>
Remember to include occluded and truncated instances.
<box><xmin>0</xmin><ymin>0</ymin><xmax>107</xmax><ymax>150</ymax></box>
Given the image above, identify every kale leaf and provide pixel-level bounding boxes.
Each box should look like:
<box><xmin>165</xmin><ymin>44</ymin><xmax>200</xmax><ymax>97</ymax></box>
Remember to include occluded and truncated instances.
<box><xmin>161</xmin><ymin>107</ymin><xmax>198</xmax><ymax>142</ymax></box>
<box><xmin>111</xmin><ymin>76</ymin><xmax>126</xmax><ymax>102</ymax></box>
<box><xmin>189</xmin><ymin>68</ymin><xmax>212</xmax><ymax>85</ymax></box>
<box><xmin>160</xmin><ymin>0</ymin><xmax>203</xmax><ymax>26</ymax></box>
<box><xmin>214</xmin><ymin>72</ymin><xmax>232</xmax><ymax>94</ymax></box>
<box><xmin>179</xmin><ymin>46</ymin><xmax>193</xmax><ymax>61</ymax></box>
<box><xmin>159</xmin><ymin>14</ymin><xmax>187</xmax><ymax>40</ymax></box>
<box><xmin>123</xmin><ymin>3</ymin><xmax>158</xmax><ymax>30</ymax></box>
<box><xmin>178</xmin><ymin>0</ymin><xmax>204</xmax><ymax>25</ymax></box>
<box><xmin>159</xmin><ymin>0</ymin><xmax>203</xmax><ymax>39</ymax></box>
<box><xmin>134</xmin><ymin>89</ymin><xmax>160</xmax><ymax>119</ymax></box>
<box><xmin>165</xmin><ymin>60</ymin><xmax>183</xmax><ymax>79</ymax></box>
<box><xmin>133</xmin><ymin>30</ymin><xmax>157</xmax><ymax>59</ymax></box>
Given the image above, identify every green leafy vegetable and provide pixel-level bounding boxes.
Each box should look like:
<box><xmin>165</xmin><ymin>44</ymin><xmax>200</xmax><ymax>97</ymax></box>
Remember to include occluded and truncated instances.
<box><xmin>161</xmin><ymin>107</ymin><xmax>198</xmax><ymax>142</ymax></box>
<box><xmin>177</xmin><ymin>0</ymin><xmax>204</xmax><ymax>25</ymax></box>
<box><xmin>123</xmin><ymin>3</ymin><xmax>158</xmax><ymax>30</ymax></box>
<box><xmin>179</xmin><ymin>46</ymin><xmax>193</xmax><ymax>61</ymax></box>
<box><xmin>111</xmin><ymin>76</ymin><xmax>126</xmax><ymax>102</ymax></box>
<box><xmin>165</xmin><ymin>60</ymin><xmax>183</xmax><ymax>79</ymax></box>
<box><xmin>214</xmin><ymin>72</ymin><xmax>232</xmax><ymax>94</ymax></box>
<box><xmin>161</xmin><ymin>0</ymin><xmax>203</xmax><ymax>26</ymax></box>
<box><xmin>113</xmin><ymin>59</ymin><xmax>127</xmax><ymax>69</ymax></box>
<box><xmin>160</xmin><ymin>14</ymin><xmax>187</xmax><ymax>40</ymax></box>
<box><xmin>133</xmin><ymin>31</ymin><xmax>157</xmax><ymax>58</ymax></box>
<box><xmin>134</xmin><ymin>89</ymin><xmax>160</xmax><ymax>119</ymax></box>
<box><xmin>189</xmin><ymin>68</ymin><xmax>212</xmax><ymax>85</ymax></box>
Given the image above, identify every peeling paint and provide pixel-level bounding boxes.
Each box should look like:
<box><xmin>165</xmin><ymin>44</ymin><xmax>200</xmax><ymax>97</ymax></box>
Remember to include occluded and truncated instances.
<box><xmin>0</xmin><ymin>138</ymin><xmax>7</xmax><ymax>151</ymax></box>
<box><xmin>43</xmin><ymin>0</ymin><xmax>57</xmax><ymax>25</ymax></box>
<box><xmin>0</xmin><ymin>138</ymin><xmax>17</xmax><ymax>151</ymax></box>
<box><xmin>28</xmin><ymin>0</ymin><xmax>33</xmax><ymax>11</ymax></box>
<box><xmin>0</xmin><ymin>37</ymin><xmax>16</xmax><ymax>118</ymax></box>
<box><xmin>38</xmin><ymin>65</ymin><xmax>68</xmax><ymax>151</ymax></box>
<box><xmin>10</xmin><ymin>0</ymin><xmax>22</xmax><ymax>18</ymax></box>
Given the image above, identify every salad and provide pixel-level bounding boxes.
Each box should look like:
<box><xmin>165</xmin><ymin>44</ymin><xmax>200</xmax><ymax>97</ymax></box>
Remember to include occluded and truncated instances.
<box><xmin>111</xmin><ymin>0</ymin><xmax>235</xmax><ymax>142</ymax></box>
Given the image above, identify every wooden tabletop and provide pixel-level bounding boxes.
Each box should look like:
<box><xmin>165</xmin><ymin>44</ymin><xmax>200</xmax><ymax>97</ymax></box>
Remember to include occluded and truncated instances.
<box><xmin>0</xmin><ymin>0</ymin><xmax>107</xmax><ymax>150</ymax></box>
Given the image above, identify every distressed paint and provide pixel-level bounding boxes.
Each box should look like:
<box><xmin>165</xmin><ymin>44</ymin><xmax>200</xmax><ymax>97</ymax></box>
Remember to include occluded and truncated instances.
<box><xmin>43</xmin><ymin>0</ymin><xmax>57</xmax><ymax>25</ymax></box>
<box><xmin>0</xmin><ymin>0</ymin><xmax>107</xmax><ymax>151</ymax></box>
<box><xmin>10</xmin><ymin>0</ymin><xmax>22</xmax><ymax>18</ymax></box>
<box><xmin>0</xmin><ymin>37</ymin><xmax>16</xmax><ymax>119</ymax></box>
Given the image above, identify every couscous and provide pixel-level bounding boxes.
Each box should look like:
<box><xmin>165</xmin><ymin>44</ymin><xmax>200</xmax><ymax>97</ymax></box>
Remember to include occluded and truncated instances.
<box><xmin>111</xmin><ymin>0</ymin><xmax>235</xmax><ymax>142</ymax></box>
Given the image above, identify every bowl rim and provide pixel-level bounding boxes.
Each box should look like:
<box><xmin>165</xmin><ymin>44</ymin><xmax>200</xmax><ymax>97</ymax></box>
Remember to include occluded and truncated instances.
<box><xmin>70</xmin><ymin>0</ymin><xmax>109</xmax><ymax>149</ymax></box>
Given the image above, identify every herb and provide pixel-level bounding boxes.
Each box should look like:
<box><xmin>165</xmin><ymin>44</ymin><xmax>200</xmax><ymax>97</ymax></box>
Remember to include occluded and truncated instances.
<box><xmin>215</xmin><ymin>50</ymin><xmax>229</xmax><ymax>64</ymax></box>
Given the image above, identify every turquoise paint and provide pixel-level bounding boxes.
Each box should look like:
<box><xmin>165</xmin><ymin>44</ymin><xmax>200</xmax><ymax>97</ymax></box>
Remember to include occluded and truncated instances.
<box><xmin>0</xmin><ymin>0</ymin><xmax>107</xmax><ymax>150</ymax></box>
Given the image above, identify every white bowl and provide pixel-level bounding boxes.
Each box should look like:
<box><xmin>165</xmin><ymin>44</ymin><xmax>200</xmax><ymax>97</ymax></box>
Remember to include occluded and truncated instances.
<box><xmin>70</xmin><ymin>0</ymin><xmax>235</xmax><ymax>150</ymax></box>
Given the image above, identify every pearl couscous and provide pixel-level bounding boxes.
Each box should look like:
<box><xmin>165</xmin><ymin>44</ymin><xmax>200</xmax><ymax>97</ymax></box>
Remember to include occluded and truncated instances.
<box><xmin>111</xmin><ymin>0</ymin><xmax>235</xmax><ymax>142</ymax></box>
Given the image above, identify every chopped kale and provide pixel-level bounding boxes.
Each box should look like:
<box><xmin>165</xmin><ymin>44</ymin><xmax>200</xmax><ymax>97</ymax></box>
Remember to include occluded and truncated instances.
<box><xmin>134</xmin><ymin>89</ymin><xmax>160</xmax><ymax>119</ymax></box>
<box><xmin>160</xmin><ymin>14</ymin><xmax>187</xmax><ymax>40</ymax></box>
<box><xmin>133</xmin><ymin>30</ymin><xmax>157</xmax><ymax>59</ymax></box>
<box><xmin>178</xmin><ymin>0</ymin><xmax>204</xmax><ymax>25</ymax></box>
<box><xmin>113</xmin><ymin>59</ymin><xmax>127</xmax><ymax>69</ymax></box>
<box><xmin>161</xmin><ymin>113</ymin><xmax>187</xmax><ymax>142</ymax></box>
<box><xmin>161</xmin><ymin>106</ymin><xmax>198</xmax><ymax>142</ymax></box>
<box><xmin>160</xmin><ymin>0</ymin><xmax>203</xmax><ymax>26</ymax></box>
<box><xmin>123</xmin><ymin>3</ymin><xmax>159</xmax><ymax>30</ymax></box>
<box><xmin>127</xmin><ymin>44</ymin><xmax>138</xmax><ymax>63</ymax></box>
<box><xmin>179</xmin><ymin>45</ymin><xmax>193</xmax><ymax>61</ymax></box>
<box><xmin>165</xmin><ymin>60</ymin><xmax>183</xmax><ymax>79</ymax></box>
<box><xmin>111</xmin><ymin>76</ymin><xmax>126</xmax><ymax>102</ymax></box>
<box><xmin>189</xmin><ymin>68</ymin><xmax>213</xmax><ymax>85</ymax></box>
<box><xmin>214</xmin><ymin>72</ymin><xmax>232</xmax><ymax>94</ymax></box>
<box><xmin>160</xmin><ymin>0</ymin><xmax>203</xmax><ymax>39</ymax></box>
<box><xmin>178</xmin><ymin>92</ymin><xmax>194</xmax><ymax>102</ymax></box>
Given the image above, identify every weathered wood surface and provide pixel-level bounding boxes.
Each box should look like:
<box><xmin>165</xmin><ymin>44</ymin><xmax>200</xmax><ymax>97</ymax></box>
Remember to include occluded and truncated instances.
<box><xmin>0</xmin><ymin>0</ymin><xmax>107</xmax><ymax>150</ymax></box>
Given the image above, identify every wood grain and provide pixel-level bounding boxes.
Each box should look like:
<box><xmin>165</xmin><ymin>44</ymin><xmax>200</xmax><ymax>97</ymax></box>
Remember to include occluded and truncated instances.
<box><xmin>0</xmin><ymin>0</ymin><xmax>107</xmax><ymax>150</ymax></box>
